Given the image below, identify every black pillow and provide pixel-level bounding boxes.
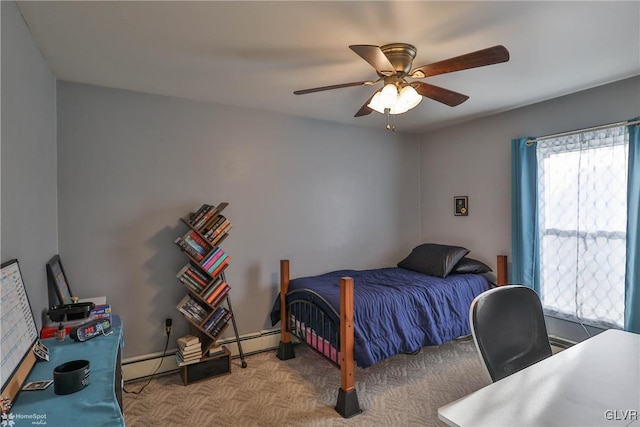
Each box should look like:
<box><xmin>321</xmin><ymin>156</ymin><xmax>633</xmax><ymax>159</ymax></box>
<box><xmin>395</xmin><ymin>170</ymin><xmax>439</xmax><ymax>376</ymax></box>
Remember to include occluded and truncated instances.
<box><xmin>397</xmin><ymin>243</ymin><xmax>470</xmax><ymax>278</ymax></box>
<box><xmin>450</xmin><ymin>257</ymin><xmax>492</xmax><ymax>274</ymax></box>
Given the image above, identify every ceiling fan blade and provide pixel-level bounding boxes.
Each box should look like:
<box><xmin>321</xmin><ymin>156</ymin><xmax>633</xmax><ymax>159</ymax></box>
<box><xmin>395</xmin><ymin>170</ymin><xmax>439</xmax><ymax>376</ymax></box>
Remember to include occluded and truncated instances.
<box><xmin>294</xmin><ymin>80</ymin><xmax>374</xmax><ymax>95</ymax></box>
<box><xmin>354</xmin><ymin>93</ymin><xmax>376</xmax><ymax>117</ymax></box>
<box><xmin>349</xmin><ymin>45</ymin><xmax>397</xmax><ymax>76</ymax></box>
<box><xmin>412</xmin><ymin>82</ymin><xmax>469</xmax><ymax>107</ymax></box>
<box><xmin>410</xmin><ymin>45</ymin><xmax>509</xmax><ymax>78</ymax></box>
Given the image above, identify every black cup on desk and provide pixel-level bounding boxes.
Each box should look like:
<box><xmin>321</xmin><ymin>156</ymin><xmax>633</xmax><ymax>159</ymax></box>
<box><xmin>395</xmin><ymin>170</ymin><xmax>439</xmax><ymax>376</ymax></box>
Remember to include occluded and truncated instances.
<box><xmin>53</xmin><ymin>360</ymin><xmax>90</xmax><ymax>395</ymax></box>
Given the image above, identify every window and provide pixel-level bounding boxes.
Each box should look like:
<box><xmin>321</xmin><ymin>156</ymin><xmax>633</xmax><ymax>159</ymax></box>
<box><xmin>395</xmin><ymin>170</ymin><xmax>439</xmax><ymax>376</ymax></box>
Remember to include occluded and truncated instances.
<box><xmin>536</xmin><ymin>126</ymin><xmax>628</xmax><ymax>328</ymax></box>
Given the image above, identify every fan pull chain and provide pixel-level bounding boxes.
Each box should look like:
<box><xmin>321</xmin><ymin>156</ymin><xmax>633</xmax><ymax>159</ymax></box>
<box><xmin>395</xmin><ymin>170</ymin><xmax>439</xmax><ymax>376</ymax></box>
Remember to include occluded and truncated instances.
<box><xmin>385</xmin><ymin>108</ymin><xmax>396</xmax><ymax>131</ymax></box>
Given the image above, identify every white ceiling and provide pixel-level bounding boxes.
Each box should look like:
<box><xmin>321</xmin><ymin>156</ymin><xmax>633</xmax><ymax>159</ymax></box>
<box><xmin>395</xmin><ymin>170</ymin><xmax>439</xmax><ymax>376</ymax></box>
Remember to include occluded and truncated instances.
<box><xmin>16</xmin><ymin>1</ymin><xmax>640</xmax><ymax>133</ymax></box>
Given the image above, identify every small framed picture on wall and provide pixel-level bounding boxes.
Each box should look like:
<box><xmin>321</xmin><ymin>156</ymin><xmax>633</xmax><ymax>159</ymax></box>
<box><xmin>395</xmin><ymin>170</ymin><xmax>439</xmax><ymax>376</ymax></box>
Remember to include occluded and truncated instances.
<box><xmin>454</xmin><ymin>196</ymin><xmax>468</xmax><ymax>216</ymax></box>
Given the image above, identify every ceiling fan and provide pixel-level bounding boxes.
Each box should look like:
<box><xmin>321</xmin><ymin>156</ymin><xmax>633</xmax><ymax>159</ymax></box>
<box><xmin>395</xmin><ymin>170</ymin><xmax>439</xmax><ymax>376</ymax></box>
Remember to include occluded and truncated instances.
<box><xmin>294</xmin><ymin>43</ymin><xmax>509</xmax><ymax>130</ymax></box>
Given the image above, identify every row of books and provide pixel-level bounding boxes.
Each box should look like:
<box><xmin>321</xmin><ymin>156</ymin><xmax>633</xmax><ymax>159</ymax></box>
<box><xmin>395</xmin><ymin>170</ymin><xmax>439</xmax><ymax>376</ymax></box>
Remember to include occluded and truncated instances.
<box><xmin>176</xmin><ymin>334</ymin><xmax>202</xmax><ymax>366</ymax></box>
<box><xmin>202</xmin><ymin>306</ymin><xmax>232</xmax><ymax>336</ymax></box>
<box><xmin>201</xmin><ymin>247</ymin><xmax>230</xmax><ymax>276</ymax></box>
<box><xmin>188</xmin><ymin>203</ymin><xmax>226</xmax><ymax>229</ymax></box>
<box><xmin>176</xmin><ymin>263</ymin><xmax>210</xmax><ymax>293</ymax></box>
<box><xmin>174</xmin><ymin>225</ymin><xmax>232</xmax><ymax>264</ymax></box>
<box><xmin>202</xmin><ymin>276</ymin><xmax>230</xmax><ymax>307</ymax></box>
<box><xmin>174</xmin><ymin>234</ymin><xmax>205</xmax><ymax>262</ymax></box>
<box><xmin>176</xmin><ymin>295</ymin><xmax>209</xmax><ymax>324</ymax></box>
<box><xmin>176</xmin><ymin>288</ymin><xmax>231</xmax><ymax>330</ymax></box>
<box><xmin>176</xmin><ymin>264</ymin><xmax>230</xmax><ymax>306</ymax></box>
<box><xmin>187</xmin><ymin>203</ymin><xmax>234</xmax><ymax>244</ymax></box>
<box><xmin>183</xmin><ymin>229</ymin><xmax>212</xmax><ymax>257</ymax></box>
<box><xmin>202</xmin><ymin>215</ymin><xmax>233</xmax><ymax>242</ymax></box>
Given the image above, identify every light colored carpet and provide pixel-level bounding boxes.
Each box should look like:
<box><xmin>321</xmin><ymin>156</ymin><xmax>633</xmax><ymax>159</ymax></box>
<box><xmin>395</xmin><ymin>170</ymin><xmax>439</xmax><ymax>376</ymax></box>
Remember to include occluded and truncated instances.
<box><xmin>123</xmin><ymin>337</ymin><xmax>491</xmax><ymax>426</ymax></box>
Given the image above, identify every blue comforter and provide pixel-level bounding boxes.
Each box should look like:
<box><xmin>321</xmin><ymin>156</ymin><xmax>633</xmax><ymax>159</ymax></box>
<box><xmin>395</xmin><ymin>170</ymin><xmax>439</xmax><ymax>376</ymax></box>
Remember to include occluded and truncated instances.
<box><xmin>270</xmin><ymin>267</ymin><xmax>491</xmax><ymax>368</ymax></box>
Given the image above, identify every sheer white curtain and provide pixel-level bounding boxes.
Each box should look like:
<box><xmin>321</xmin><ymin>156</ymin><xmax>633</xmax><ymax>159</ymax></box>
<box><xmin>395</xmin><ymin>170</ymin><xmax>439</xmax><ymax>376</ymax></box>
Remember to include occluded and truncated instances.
<box><xmin>536</xmin><ymin>126</ymin><xmax>628</xmax><ymax>327</ymax></box>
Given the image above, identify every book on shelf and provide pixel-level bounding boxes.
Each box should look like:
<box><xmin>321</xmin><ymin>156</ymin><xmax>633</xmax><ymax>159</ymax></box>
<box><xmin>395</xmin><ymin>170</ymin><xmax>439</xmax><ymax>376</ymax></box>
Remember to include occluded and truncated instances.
<box><xmin>212</xmin><ymin>217</ymin><xmax>230</xmax><ymax>232</ymax></box>
<box><xmin>174</xmin><ymin>236</ymin><xmax>204</xmax><ymax>262</ymax></box>
<box><xmin>211</xmin><ymin>232</ymin><xmax>230</xmax><ymax>249</ymax></box>
<box><xmin>183</xmin><ymin>267</ymin><xmax>209</xmax><ymax>289</ymax></box>
<box><xmin>205</xmin><ymin>218</ymin><xmax>230</xmax><ymax>239</ymax></box>
<box><xmin>194</xmin><ymin>202</ymin><xmax>228</xmax><ymax>230</ymax></box>
<box><xmin>176</xmin><ymin>304</ymin><xmax>201</xmax><ymax>323</ymax></box>
<box><xmin>176</xmin><ymin>264</ymin><xmax>209</xmax><ymax>290</ymax></box>
<box><xmin>188</xmin><ymin>204</ymin><xmax>213</xmax><ymax>226</ymax></box>
<box><xmin>210</xmin><ymin>312</ymin><xmax>233</xmax><ymax>337</ymax></box>
<box><xmin>206</xmin><ymin>281</ymin><xmax>229</xmax><ymax>305</ymax></box>
<box><xmin>178</xmin><ymin>345</ymin><xmax>202</xmax><ymax>359</ymax></box>
<box><xmin>183</xmin><ymin>237</ymin><xmax>207</xmax><ymax>257</ymax></box>
<box><xmin>178</xmin><ymin>275</ymin><xmax>203</xmax><ymax>293</ymax></box>
<box><xmin>177</xmin><ymin>306</ymin><xmax>203</xmax><ymax>324</ymax></box>
<box><xmin>190</xmin><ymin>265</ymin><xmax>211</xmax><ymax>282</ymax></box>
<box><xmin>187</xmin><ymin>298</ymin><xmax>209</xmax><ymax>319</ymax></box>
<box><xmin>202</xmin><ymin>276</ymin><xmax>223</xmax><ymax>300</ymax></box>
<box><xmin>208</xmin><ymin>222</ymin><xmax>233</xmax><ymax>245</ymax></box>
<box><xmin>178</xmin><ymin>341</ymin><xmax>202</xmax><ymax>354</ymax></box>
<box><xmin>208</xmin><ymin>284</ymin><xmax>230</xmax><ymax>308</ymax></box>
<box><xmin>176</xmin><ymin>352</ymin><xmax>201</xmax><ymax>367</ymax></box>
<box><xmin>176</xmin><ymin>266</ymin><xmax>204</xmax><ymax>290</ymax></box>
<box><xmin>206</xmin><ymin>252</ymin><xmax>228</xmax><ymax>274</ymax></box>
<box><xmin>203</xmin><ymin>306</ymin><xmax>227</xmax><ymax>331</ymax></box>
<box><xmin>197</xmin><ymin>211</ymin><xmax>220</xmax><ymax>232</ymax></box>
<box><xmin>175</xmin><ymin>264</ymin><xmax>191</xmax><ymax>280</ymax></box>
<box><xmin>176</xmin><ymin>351</ymin><xmax>202</xmax><ymax>362</ymax></box>
<box><xmin>207</xmin><ymin>345</ymin><xmax>227</xmax><ymax>357</ymax></box>
<box><xmin>176</xmin><ymin>295</ymin><xmax>208</xmax><ymax>323</ymax></box>
<box><xmin>211</xmin><ymin>256</ymin><xmax>230</xmax><ymax>277</ymax></box>
<box><xmin>190</xmin><ymin>202</ymin><xmax>226</xmax><ymax>228</ymax></box>
<box><xmin>176</xmin><ymin>334</ymin><xmax>200</xmax><ymax>348</ymax></box>
<box><xmin>202</xmin><ymin>248</ymin><xmax>225</xmax><ymax>271</ymax></box>
<box><xmin>183</xmin><ymin>230</ymin><xmax>213</xmax><ymax>255</ymax></box>
<box><xmin>202</xmin><ymin>214</ymin><xmax>226</xmax><ymax>236</ymax></box>
<box><xmin>193</xmin><ymin>208</ymin><xmax>215</xmax><ymax>230</ymax></box>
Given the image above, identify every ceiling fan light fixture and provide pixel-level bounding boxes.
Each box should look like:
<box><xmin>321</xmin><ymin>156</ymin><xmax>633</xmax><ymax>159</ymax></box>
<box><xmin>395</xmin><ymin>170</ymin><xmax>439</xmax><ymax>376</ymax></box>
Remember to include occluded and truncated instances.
<box><xmin>368</xmin><ymin>83</ymin><xmax>399</xmax><ymax>114</ymax></box>
<box><xmin>379</xmin><ymin>83</ymin><xmax>398</xmax><ymax>108</ymax></box>
<box><xmin>368</xmin><ymin>91</ymin><xmax>383</xmax><ymax>114</ymax></box>
<box><xmin>368</xmin><ymin>89</ymin><xmax>389</xmax><ymax>114</ymax></box>
<box><xmin>393</xmin><ymin>84</ymin><xmax>422</xmax><ymax>114</ymax></box>
<box><xmin>368</xmin><ymin>83</ymin><xmax>422</xmax><ymax>115</ymax></box>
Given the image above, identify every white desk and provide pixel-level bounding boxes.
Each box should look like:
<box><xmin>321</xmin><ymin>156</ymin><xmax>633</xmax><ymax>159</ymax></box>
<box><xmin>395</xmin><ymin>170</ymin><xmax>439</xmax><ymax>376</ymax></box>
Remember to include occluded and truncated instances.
<box><xmin>438</xmin><ymin>329</ymin><xmax>640</xmax><ymax>427</ymax></box>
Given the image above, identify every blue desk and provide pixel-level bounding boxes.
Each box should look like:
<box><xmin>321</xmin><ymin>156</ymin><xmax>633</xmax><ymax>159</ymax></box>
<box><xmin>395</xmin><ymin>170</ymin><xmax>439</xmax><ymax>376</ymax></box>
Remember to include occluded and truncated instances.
<box><xmin>11</xmin><ymin>322</ymin><xmax>124</xmax><ymax>427</ymax></box>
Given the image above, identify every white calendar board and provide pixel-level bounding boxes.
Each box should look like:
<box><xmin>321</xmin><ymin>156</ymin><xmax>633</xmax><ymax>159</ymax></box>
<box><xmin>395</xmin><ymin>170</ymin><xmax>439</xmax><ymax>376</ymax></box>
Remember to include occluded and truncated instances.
<box><xmin>1</xmin><ymin>259</ymin><xmax>38</xmax><ymax>391</ymax></box>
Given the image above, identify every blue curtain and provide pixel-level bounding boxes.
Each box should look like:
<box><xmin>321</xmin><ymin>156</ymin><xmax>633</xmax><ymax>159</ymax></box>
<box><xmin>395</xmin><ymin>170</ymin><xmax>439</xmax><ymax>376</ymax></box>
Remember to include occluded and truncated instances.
<box><xmin>511</xmin><ymin>137</ymin><xmax>540</xmax><ymax>293</ymax></box>
<box><xmin>625</xmin><ymin>119</ymin><xmax>640</xmax><ymax>333</ymax></box>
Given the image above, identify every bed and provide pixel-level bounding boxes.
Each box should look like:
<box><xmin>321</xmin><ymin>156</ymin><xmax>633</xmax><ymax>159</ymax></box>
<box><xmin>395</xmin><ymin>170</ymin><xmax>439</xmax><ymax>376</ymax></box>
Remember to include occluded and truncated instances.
<box><xmin>270</xmin><ymin>244</ymin><xmax>508</xmax><ymax>418</ymax></box>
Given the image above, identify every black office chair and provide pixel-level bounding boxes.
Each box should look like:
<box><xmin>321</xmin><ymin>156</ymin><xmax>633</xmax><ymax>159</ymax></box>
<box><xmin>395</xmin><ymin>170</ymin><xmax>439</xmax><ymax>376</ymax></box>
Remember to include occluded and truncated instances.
<box><xmin>470</xmin><ymin>285</ymin><xmax>552</xmax><ymax>382</ymax></box>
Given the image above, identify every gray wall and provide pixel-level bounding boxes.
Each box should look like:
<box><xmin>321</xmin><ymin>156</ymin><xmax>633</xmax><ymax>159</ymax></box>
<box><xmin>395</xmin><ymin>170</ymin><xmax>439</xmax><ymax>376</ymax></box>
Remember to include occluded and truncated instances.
<box><xmin>419</xmin><ymin>75</ymin><xmax>640</xmax><ymax>339</ymax></box>
<box><xmin>1</xmin><ymin>1</ymin><xmax>58</xmax><ymax>329</ymax></box>
<box><xmin>56</xmin><ymin>82</ymin><xmax>421</xmax><ymax>357</ymax></box>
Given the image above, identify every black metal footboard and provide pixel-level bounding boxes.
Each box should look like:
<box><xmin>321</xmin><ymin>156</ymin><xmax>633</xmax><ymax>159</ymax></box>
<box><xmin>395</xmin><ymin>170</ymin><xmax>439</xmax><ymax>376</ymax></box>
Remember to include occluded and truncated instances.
<box><xmin>285</xmin><ymin>289</ymin><xmax>341</xmax><ymax>367</ymax></box>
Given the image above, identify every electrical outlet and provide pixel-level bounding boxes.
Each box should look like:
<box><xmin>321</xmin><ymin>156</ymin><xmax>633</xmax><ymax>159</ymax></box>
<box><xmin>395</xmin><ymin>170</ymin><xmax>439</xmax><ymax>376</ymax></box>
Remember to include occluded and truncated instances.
<box><xmin>164</xmin><ymin>318</ymin><xmax>173</xmax><ymax>336</ymax></box>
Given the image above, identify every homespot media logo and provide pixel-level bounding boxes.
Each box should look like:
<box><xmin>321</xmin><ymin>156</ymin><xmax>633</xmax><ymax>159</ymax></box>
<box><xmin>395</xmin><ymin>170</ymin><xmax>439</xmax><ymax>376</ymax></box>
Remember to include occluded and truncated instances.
<box><xmin>1</xmin><ymin>412</ymin><xmax>47</xmax><ymax>426</ymax></box>
<box><xmin>605</xmin><ymin>410</ymin><xmax>639</xmax><ymax>421</ymax></box>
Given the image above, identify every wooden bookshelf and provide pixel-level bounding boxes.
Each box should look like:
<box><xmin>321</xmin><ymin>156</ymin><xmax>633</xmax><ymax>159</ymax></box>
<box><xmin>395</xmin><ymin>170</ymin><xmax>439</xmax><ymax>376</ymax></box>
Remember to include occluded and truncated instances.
<box><xmin>173</xmin><ymin>202</ymin><xmax>247</xmax><ymax>384</ymax></box>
